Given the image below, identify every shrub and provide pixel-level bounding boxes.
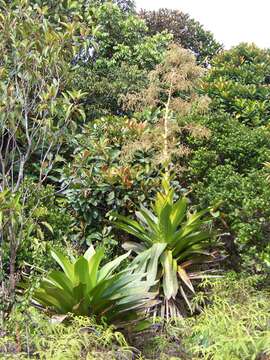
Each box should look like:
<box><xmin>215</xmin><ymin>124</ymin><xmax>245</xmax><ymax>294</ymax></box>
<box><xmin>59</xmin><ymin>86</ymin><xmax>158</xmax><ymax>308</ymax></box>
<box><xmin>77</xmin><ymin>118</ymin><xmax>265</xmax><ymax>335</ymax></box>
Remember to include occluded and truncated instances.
<box><xmin>181</xmin><ymin>112</ymin><xmax>270</xmax><ymax>270</ymax></box>
<box><xmin>72</xmin><ymin>3</ymin><xmax>171</xmax><ymax>119</ymax></box>
<box><xmin>61</xmin><ymin>116</ymin><xmax>163</xmax><ymax>255</ymax></box>
<box><xmin>194</xmin><ymin>166</ymin><xmax>270</xmax><ymax>269</ymax></box>
<box><xmin>20</xmin><ymin>246</ymin><xmax>156</xmax><ymax>327</ymax></box>
<box><xmin>113</xmin><ymin>175</ymin><xmax>219</xmax><ymax>318</ymax></box>
<box><xmin>203</xmin><ymin>43</ymin><xmax>270</xmax><ymax>126</ymax></box>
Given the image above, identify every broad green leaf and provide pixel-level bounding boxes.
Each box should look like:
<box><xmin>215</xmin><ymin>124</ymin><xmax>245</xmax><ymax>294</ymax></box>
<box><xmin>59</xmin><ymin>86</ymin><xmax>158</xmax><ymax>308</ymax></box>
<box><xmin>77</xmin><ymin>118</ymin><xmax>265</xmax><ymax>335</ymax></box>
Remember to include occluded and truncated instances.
<box><xmin>147</xmin><ymin>243</ymin><xmax>167</xmax><ymax>283</ymax></box>
<box><xmin>161</xmin><ymin>175</ymin><xmax>171</xmax><ymax>194</ymax></box>
<box><xmin>161</xmin><ymin>250</ymin><xmax>178</xmax><ymax>300</ymax></box>
<box><xmin>114</xmin><ymin>222</ymin><xmax>153</xmax><ymax>245</ymax></box>
<box><xmin>47</xmin><ymin>271</ymin><xmax>73</xmax><ymax>294</ymax></box>
<box><xmin>51</xmin><ymin>250</ymin><xmax>74</xmax><ymax>283</ymax></box>
<box><xmin>158</xmin><ymin>203</ymin><xmax>173</xmax><ymax>242</ymax></box>
<box><xmin>112</xmin><ymin>212</ymin><xmax>145</xmax><ymax>233</ymax></box>
<box><xmin>88</xmin><ymin>248</ymin><xmax>105</xmax><ymax>288</ymax></box>
<box><xmin>173</xmin><ymin>230</ymin><xmax>210</xmax><ymax>256</ymax></box>
<box><xmin>136</xmin><ymin>207</ymin><xmax>158</xmax><ymax>234</ymax></box>
<box><xmin>185</xmin><ymin>208</ymin><xmax>210</xmax><ymax>227</ymax></box>
<box><xmin>177</xmin><ymin>248</ymin><xmax>211</xmax><ymax>262</ymax></box>
<box><xmin>40</xmin><ymin>282</ymin><xmax>74</xmax><ymax>313</ymax></box>
<box><xmin>33</xmin><ymin>288</ymin><xmax>63</xmax><ymax>311</ymax></box>
<box><xmin>138</xmin><ymin>205</ymin><xmax>158</xmax><ymax>224</ymax></box>
<box><xmin>98</xmin><ymin>251</ymin><xmax>131</xmax><ymax>281</ymax></box>
<box><xmin>153</xmin><ymin>192</ymin><xmax>167</xmax><ymax>215</ymax></box>
<box><xmin>74</xmin><ymin>256</ymin><xmax>90</xmax><ymax>285</ymax></box>
<box><xmin>84</xmin><ymin>245</ymin><xmax>95</xmax><ymax>261</ymax></box>
<box><xmin>170</xmin><ymin>197</ymin><xmax>187</xmax><ymax>230</ymax></box>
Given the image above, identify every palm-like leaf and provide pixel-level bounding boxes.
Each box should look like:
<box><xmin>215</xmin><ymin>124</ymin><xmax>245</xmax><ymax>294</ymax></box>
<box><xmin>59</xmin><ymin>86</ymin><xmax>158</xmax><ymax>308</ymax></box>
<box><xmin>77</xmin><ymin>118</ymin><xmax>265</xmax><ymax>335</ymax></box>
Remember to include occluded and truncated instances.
<box><xmin>20</xmin><ymin>246</ymin><xmax>157</xmax><ymax>326</ymax></box>
<box><xmin>113</xmin><ymin>175</ymin><xmax>219</xmax><ymax>318</ymax></box>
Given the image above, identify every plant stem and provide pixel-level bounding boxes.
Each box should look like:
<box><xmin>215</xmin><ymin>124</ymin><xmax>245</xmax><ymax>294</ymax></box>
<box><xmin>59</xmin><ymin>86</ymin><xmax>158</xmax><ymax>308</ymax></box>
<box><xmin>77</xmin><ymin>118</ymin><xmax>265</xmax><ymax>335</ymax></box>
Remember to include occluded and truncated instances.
<box><xmin>163</xmin><ymin>81</ymin><xmax>173</xmax><ymax>174</ymax></box>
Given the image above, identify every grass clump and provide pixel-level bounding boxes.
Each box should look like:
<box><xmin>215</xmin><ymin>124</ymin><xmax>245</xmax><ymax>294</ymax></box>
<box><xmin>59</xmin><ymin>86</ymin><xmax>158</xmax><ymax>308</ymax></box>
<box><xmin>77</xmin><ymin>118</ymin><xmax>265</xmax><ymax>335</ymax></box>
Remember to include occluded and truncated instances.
<box><xmin>0</xmin><ymin>308</ymin><xmax>133</xmax><ymax>360</ymax></box>
<box><xmin>182</xmin><ymin>274</ymin><xmax>270</xmax><ymax>360</ymax></box>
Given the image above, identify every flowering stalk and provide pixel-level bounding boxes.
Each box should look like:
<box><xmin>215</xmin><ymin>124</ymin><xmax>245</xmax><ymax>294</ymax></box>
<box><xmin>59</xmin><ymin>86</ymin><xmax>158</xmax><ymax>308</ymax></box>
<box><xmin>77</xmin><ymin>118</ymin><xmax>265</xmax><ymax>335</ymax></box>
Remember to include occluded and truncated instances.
<box><xmin>163</xmin><ymin>81</ymin><xmax>173</xmax><ymax>173</ymax></box>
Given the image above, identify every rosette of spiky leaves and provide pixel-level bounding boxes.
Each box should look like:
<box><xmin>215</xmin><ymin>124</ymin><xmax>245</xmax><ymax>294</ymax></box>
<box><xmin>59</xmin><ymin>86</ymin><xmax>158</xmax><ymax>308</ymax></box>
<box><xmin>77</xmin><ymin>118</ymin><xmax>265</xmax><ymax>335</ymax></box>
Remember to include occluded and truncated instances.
<box><xmin>112</xmin><ymin>175</ymin><xmax>218</xmax><ymax>318</ymax></box>
<box><xmin>19</xmin><ymin>246</ymin><xmax>157</xmax><ymax>326</ymax></box>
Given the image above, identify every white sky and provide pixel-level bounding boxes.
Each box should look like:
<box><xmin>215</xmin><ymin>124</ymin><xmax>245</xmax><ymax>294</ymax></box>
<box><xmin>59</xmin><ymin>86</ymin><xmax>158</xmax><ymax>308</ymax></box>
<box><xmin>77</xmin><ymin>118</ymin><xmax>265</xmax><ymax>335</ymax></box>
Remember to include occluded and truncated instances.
<box><xmin>136</xmin><ymin>0</ymin><xmax>270</xmax><ymax>49</ymax></box>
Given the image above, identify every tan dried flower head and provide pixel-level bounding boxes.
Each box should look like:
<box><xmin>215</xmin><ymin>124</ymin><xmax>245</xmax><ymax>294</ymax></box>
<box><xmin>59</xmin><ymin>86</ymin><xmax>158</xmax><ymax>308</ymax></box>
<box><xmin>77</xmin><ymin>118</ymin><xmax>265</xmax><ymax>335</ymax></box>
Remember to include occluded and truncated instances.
<box><xmin>183</xmin><ymin>123</ymin><xmax>212</xmax><ymax>139</ymax></box>
<box><xmin>121</xmin><ymin>44</ymin><xmax>209</xmax><ymax>169</ymax></box>
<box><xmin>194</xmin><ymin>95</ymin><xmax>212</xmax><ymax>114</ymax></box>
<box><xmin>170</xmin><ymin>98</ymin><xmax>193</xmax><ymax>115</ymax></box>
<box><xmin>122</xmin><ymin>44</ymin><xmax>205</xmax><ymax>114</ymax></box>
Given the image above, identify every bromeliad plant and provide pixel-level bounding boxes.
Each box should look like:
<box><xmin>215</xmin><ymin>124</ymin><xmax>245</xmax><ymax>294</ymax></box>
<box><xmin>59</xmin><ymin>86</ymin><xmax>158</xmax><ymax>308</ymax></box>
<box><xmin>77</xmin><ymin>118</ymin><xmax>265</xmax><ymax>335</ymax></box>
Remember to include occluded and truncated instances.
<box><xmin>19</xmin><ymin>246</ymin><xmax>157</xmax><ymax>327</ymax></box>
<box><xmin>112</xmin><ymin>175</ymin><xmax>219</xmax><ymax>318</ymax></box>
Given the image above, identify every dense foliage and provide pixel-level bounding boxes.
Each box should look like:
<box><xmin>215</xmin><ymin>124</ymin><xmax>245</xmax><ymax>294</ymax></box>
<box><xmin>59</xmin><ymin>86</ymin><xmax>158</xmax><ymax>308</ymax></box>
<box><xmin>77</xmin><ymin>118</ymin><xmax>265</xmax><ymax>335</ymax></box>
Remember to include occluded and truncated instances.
<box><xmin>113</xmin><ymin>176</ymin><xmax>219</xmax><ymax>318</ymax></box>
<box><xmin>203</xmin><ymin>43</ymin><xmax>270</xmax><ymax>126</ymax></box>
<box><xmin>72</xmin><ymin>3</ymin><xmax>171</xmax><ymax>119</ymax></box>
<box><xmin>139</xmin><ymin>8</ymin><xmax>222</xmax><ymax>64</ymax></box>
<box><xmin>184</xmin><ymin>44</ymin><xmax>270</xmax><ymax>269</ymax></box>
<box><xmin>1</xmin><ymin>0</ymin><xmax>269</xmax><ymax>359</ymax></box>
<box><xmin>0</xmin><ymin>0</ymin><xmax>86</xmax><ymax>311</ymax></box>
<box><xmin>1</xmin><ymin>275</ymin><xmax>269</xmax><ymax>359</ymax></box>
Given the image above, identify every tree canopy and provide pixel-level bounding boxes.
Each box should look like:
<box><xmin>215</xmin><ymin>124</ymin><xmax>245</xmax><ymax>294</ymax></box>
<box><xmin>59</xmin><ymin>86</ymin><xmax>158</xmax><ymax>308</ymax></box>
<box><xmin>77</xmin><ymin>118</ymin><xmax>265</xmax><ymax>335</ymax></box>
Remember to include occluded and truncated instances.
<box><xmin>139</xmin><ymin>8</ymin><xmax>222</xmax><ymax>64</ymax></box>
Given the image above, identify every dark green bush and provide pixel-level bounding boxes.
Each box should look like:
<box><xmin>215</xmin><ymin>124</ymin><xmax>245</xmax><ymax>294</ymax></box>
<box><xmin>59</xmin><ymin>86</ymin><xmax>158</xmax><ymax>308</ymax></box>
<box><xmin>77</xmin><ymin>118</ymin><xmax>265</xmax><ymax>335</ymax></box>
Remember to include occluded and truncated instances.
<box><xmin>179</xmin><ymin>112</ymin><xmax>270</xmax><ymax>269</ymax></box>
<box><xmin>72</xmin><ymin>3</ymin><xmax>171</xmax><ymax>119</ymax></box>
<box><xmin>194</xmin><ymin>166</ymin><xmax>270</xmax><ymax>267</ymax></box>
<box><xmin>60</xmin><ymin>116</ymin><xmax>163</xmax><ymax>255</ymax></box>
<box><xmin>203</xmin><ymin>43</ymin><xmax>270</xmax><ymax>126</ymax></box>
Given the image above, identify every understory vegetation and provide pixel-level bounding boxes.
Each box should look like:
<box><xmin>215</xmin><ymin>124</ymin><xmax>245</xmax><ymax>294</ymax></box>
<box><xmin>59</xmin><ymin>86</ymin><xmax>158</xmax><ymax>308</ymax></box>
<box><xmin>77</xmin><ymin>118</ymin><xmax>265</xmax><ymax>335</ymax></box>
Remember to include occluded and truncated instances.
<box><xmin>0</xmin><ymin>1</ymin><xmax>269</xmax><ymax>359</ymax></box>
<box><xmin>1</xmin><ymin>275</ymin><xmax>269</xmax><ymax>359</ymax></box>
